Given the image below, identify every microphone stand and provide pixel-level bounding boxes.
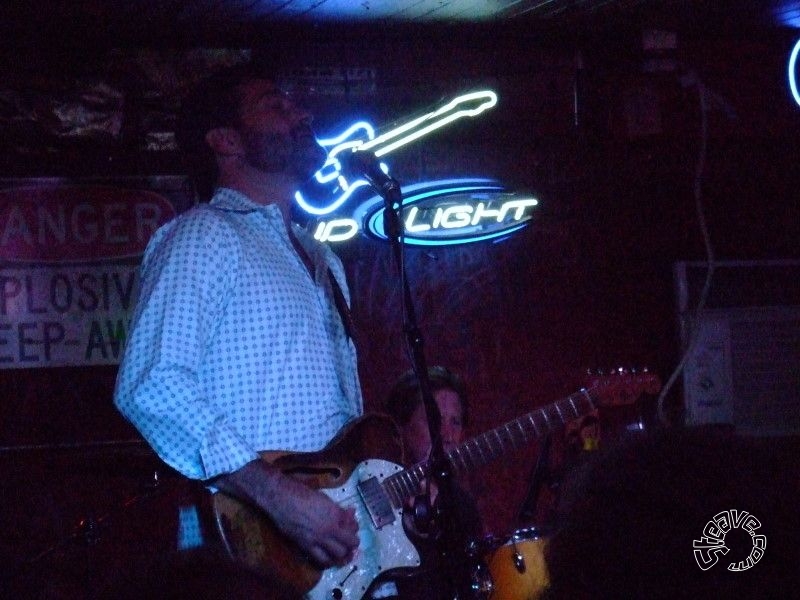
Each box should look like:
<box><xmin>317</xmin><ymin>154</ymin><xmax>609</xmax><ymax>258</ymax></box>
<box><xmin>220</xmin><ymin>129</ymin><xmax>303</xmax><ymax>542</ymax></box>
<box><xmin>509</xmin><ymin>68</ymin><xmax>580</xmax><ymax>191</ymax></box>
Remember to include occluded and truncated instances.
<box><xmin>516</xmin><ymin>433</ymin><xmax>553</xmax><ymax>525</ymax></box>
<box><xmin>375</xmin><ymin>171</ymin><xmax>472</xmax><ymax>600</ymax></box>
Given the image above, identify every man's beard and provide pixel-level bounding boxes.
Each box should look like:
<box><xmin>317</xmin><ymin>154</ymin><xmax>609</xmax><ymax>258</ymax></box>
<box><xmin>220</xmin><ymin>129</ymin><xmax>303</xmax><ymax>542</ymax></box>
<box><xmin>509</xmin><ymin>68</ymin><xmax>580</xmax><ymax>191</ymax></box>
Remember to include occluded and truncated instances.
<box><xmin>242</xmin><ymin>126</ymin><xmax>327</xmax><ymax>183</ymax></box>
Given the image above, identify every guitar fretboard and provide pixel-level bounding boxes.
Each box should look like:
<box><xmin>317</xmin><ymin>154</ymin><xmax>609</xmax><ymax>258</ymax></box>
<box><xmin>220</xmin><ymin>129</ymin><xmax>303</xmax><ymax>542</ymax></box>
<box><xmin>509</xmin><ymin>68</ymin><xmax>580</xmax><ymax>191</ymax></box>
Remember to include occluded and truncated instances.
<box><xmin>382</xmin><ymin>387</ymin><xmax>598</xmax><ymax>508</ymax></box>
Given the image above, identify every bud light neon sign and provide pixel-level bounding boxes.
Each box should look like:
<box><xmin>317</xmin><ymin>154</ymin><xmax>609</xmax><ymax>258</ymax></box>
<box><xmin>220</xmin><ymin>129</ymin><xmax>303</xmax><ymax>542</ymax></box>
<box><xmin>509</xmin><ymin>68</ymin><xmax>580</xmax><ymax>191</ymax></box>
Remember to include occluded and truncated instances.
<box><xmin>295</xmin><ymin>90</ymin><xmax>539</xmax><ymax>246</ymax></box>
<box><xmin>312</xmin><ymin>179</ymin><xmax>538</xmax><ymax>246</ymax></box>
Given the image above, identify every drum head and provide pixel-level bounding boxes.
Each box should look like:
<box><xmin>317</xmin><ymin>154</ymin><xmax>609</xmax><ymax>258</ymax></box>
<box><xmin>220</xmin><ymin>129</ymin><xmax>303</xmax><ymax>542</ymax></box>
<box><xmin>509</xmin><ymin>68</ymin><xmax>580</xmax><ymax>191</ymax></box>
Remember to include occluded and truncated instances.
<box><xmin>486</xmin><ymin>526</ymin><xmax>551</xmax><ymax>600</ymax></box>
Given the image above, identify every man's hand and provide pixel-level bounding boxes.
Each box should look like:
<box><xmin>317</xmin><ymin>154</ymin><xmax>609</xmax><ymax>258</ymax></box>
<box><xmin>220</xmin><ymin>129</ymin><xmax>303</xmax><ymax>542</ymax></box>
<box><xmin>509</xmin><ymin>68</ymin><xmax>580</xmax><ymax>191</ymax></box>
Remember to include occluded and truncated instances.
<box><xmin>214</xmin><ymin>460</ymin><xmax>359</xmax><ymax>567</ymax></box>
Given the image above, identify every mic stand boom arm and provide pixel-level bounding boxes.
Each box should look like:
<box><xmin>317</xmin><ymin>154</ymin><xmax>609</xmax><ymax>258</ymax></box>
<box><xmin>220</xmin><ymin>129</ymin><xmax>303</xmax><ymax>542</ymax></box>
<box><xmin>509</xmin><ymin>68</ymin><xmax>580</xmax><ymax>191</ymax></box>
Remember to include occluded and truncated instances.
<box><xmin>377</xmin><ymin>174</ymin><xmax>471</xmax><ymax>599</ymax></box>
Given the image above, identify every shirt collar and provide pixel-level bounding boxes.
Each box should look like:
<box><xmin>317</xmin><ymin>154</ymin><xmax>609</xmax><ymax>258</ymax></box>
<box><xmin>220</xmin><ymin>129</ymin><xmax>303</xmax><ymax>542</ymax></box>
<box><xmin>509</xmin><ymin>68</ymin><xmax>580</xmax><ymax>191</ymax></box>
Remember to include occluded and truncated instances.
<box><xmin>209</xmin><ymin>187</ymin><xmax>284</xmax><ymax>220</ymax></box>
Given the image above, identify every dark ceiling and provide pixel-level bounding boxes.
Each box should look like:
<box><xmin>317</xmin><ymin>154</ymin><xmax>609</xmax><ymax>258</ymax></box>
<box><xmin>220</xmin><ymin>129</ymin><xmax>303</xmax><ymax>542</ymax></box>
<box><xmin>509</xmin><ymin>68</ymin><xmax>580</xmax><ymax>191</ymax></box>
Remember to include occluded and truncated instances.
<box><xmin>1</xmin><ymin>0</ymin><xmax>798</xmax><ymax>174</ymax></box>
<box><xmin>1</xmin><ymin>0</ymin><xmax>797</xmax><ymax>48</ymax></box>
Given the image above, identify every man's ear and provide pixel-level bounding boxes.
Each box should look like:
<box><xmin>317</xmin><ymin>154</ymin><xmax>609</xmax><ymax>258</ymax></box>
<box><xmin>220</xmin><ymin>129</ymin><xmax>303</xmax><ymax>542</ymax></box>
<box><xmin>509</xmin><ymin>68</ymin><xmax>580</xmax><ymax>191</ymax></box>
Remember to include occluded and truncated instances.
<box><xmin>205</xmin><ymin>127</ymin><xmax>242</xmax><ymax>157</ymax></box>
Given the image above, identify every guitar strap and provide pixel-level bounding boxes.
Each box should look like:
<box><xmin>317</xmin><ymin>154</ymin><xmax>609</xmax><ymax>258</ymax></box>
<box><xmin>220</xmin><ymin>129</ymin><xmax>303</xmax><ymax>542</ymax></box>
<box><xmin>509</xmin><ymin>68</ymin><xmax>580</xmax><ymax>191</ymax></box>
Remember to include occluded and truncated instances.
<box><xmin>289</xmin><ymin>228</ymin><xmax>355</xmax><ymax>342</ymax></box>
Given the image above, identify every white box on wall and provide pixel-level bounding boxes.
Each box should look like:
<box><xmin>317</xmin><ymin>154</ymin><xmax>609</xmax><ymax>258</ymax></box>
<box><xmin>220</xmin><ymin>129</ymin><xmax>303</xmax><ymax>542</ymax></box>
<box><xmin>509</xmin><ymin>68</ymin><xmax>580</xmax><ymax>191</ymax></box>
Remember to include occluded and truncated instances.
<box><xmin>674</xmin><ymin>260</ymin><xmax>800</xmax><ymax>436</ymax></box>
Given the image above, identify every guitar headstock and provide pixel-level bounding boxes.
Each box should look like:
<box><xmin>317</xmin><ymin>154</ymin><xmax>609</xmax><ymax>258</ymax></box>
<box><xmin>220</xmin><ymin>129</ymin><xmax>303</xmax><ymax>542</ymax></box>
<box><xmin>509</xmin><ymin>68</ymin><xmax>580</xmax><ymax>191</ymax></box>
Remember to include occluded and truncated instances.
<box><xmin>583</xmin><ymin>368</ymin><xmax>662</xmax><ymax>407</ymax></box>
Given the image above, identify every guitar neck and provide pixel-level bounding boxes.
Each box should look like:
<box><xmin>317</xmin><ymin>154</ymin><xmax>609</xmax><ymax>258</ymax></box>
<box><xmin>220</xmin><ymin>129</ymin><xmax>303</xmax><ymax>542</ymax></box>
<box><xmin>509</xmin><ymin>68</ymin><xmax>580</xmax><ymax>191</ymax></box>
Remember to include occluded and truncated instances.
<box><xmin>383</xmin><ymin>387</ymin><xmax>599</xmax><ymax>506</ymax></box>
<box><xmin>359</xmin><ymin>90</ymin><xmax>498</xmax><ymax>159</ymax></box>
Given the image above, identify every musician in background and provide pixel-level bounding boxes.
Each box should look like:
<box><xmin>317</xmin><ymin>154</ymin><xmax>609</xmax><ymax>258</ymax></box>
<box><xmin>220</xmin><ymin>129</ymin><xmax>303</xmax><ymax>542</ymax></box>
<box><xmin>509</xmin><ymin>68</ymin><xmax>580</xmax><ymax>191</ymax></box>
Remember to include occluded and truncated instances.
<box><xmin>114</xmin><ymin>62</ymin><xmax>363</xmax><ymax>580</ymax></box>
<box><xmin>374</xmin><ymin>366</ymin><xmax>484</xmax><ymax>599</ymax></box>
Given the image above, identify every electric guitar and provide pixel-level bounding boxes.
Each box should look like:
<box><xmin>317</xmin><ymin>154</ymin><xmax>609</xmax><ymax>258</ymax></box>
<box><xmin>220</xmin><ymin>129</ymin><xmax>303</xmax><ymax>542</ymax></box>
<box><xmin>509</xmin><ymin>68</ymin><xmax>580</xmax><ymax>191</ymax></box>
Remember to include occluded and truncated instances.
<box><xmin>296</xmin><ymin>90</ymin><xmax>498</xmax><ymax>215</ymax></box>
<box><xmin>211</xmin><ymin>371</ymin><xmax>661</xmax><ymax>600</ymax></box>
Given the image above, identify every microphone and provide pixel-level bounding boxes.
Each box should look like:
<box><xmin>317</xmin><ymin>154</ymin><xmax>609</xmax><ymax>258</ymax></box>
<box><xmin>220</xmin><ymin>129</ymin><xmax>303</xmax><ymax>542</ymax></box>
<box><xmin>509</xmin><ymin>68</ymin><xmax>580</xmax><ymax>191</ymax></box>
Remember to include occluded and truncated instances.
<box><xmin>340</xmin><ymin>150</ymin><xmax>402</xmax><ymax>200</ymax></box>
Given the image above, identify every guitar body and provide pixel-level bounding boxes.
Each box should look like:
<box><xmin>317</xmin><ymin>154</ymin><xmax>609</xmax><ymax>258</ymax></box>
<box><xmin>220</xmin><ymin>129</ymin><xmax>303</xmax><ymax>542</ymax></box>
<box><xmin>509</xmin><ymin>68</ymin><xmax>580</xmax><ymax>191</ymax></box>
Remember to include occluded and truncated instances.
<box><xmin>211</xmin><ymin>415</ymin><xmax>421</xmax><ymax>600</ymax></box>
<box><xmin>210</xmin><ymin>373</ymin><xmax>660</xmax><ymax>599</ymax></box>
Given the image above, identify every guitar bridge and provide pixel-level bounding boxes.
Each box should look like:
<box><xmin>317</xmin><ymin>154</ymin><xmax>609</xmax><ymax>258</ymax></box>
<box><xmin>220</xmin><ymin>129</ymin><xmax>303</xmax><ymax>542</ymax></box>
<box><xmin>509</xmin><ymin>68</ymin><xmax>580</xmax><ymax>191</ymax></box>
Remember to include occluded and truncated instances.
<box><xmin>357</xmin><ymin>476</ymin><xmax>395</xmax><ymax>529</ymax></box>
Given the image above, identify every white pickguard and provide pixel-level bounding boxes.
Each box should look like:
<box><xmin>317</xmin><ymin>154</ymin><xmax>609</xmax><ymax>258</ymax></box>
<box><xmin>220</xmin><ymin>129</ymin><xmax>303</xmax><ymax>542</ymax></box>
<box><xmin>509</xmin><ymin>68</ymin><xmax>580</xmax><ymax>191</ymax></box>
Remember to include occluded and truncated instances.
<box><xmin>308</xmin><ymin>459</ymin><xmax>421</xmax><ymax>600</ymax></box>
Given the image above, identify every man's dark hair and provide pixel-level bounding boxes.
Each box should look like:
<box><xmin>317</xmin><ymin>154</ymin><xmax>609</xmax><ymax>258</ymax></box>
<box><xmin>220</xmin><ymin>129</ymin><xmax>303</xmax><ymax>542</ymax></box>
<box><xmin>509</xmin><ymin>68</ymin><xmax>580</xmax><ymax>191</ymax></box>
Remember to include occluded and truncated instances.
<box><xmin>175</xmin><ymin>62</ymin><xmax>275</xmax><ymax>202</ymax></box>
<box><xmin>385</xmin><ymin>366</ymin><xmax>469</xmax><ymax>427</ymax></box>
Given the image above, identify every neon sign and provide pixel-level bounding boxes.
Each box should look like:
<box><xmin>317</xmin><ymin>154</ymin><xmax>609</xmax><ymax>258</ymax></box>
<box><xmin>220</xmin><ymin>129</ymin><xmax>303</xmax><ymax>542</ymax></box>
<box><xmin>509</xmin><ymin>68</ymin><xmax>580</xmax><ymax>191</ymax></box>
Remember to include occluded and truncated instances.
<box><xmin>294</xmin><ymin>90</ymin><xmax>538</xmax><ymax>246</ymax></box>
<box><xmin>313</xmin><ymin>218</ymin><xmax>360</xmax><ymax>243</ymax></box>
<box><xmin>295</xmin><ymin>90</ymin><xmax>498</xmax><ymax>215</ymax></box>
<box><xmin>313</xmin><ymin>179</ymin><xmax>539</xmax><ymax>246</ymax></box>
<box><xmin>789</xmin><ymin>39</ymin><xmax>800</xmax><ymax>108</ymax></box>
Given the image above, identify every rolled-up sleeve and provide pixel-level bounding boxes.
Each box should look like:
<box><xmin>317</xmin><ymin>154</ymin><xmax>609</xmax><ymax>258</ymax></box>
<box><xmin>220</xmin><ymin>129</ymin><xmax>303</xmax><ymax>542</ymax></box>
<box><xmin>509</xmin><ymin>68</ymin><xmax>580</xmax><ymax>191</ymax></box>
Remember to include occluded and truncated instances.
<box><xmin>114</xmin><ymin>208</ymin><xmax>258</xmax><ymax>480</ymax></box>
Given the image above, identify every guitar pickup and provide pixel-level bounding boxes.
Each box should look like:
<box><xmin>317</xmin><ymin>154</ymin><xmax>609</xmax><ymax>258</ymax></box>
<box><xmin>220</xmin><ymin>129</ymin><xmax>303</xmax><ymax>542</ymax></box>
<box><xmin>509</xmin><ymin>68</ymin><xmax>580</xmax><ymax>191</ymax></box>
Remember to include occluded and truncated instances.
<box><xmin>357</xmin><ymin>476</ymin><xmax>395</xmax><ymax>529</ymax></box>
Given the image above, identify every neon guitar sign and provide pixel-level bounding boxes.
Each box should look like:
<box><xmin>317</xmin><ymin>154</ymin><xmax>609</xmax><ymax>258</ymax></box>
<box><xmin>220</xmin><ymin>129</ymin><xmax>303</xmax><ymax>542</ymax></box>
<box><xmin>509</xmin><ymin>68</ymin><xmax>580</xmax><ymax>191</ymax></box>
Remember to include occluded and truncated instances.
<box><xmin>295</xmin><ymin>90</ymin><xmax>498</xmax><ymax>216</ymax></box>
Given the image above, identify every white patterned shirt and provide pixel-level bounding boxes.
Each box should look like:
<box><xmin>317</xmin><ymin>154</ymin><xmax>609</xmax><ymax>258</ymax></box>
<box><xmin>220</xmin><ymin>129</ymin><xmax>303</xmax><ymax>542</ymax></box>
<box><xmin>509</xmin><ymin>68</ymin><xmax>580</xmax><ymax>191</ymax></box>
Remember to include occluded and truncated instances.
<box><xmin>114</xmin><ymin>188</ymin><xmax>363</xmax><ymax>480</ymax></box>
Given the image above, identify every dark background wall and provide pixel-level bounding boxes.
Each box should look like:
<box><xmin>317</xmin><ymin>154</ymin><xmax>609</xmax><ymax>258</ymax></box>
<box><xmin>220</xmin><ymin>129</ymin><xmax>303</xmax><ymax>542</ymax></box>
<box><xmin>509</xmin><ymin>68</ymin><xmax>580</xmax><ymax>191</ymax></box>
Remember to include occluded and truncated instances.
<box><xmin>1</xmin><ymin>24</ymin><xmax>799</xmax><ymax>596</ymax></box>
